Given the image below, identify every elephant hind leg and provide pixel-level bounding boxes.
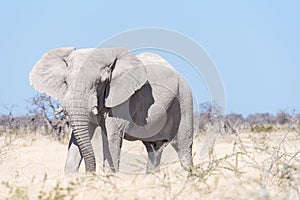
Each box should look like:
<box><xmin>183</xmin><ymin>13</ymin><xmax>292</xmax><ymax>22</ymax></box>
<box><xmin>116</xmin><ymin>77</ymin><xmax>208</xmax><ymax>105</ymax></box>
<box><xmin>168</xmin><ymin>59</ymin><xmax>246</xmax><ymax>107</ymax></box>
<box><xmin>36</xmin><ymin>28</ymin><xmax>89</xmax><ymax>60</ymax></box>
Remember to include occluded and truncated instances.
<box><xmin>143</xmin><ymin>140</ymin><xmax>167</xmax><ymax>172</ymax></box>
<box><xmin>171</xmin><ymin>88</ymin><xmax>194</xmax><ymax>172</ymax></box>
<box><xmin>171</xmin><ymin>122</ymin><xmax>193</xmax><ymax>172</ymax></box>
<box><xmin>171</xmin><ymin>140</ymin><xmax>193</xmax><ymax>171</ymax></box>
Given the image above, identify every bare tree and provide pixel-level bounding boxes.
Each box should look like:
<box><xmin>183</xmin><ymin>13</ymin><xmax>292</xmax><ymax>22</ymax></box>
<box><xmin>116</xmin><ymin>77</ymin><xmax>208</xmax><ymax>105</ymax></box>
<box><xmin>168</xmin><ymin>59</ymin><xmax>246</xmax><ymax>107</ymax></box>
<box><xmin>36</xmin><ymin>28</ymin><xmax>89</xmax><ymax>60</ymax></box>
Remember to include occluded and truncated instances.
<box><xmin>0</xmin><ymin>105</ymin><xmax>19</xmax><ymax>134</ymax></box>
<box><xmin>276</xmin><ymin>109</ymin><xmax>292</xmax><ymax>125</ymax></box>
<box><xmin>2</xmin><ymin>105</ymin><xmax>18</xmax><ymax>130</ymax></box>
<box><xmin>197</xmin><ymin>102</ymin><xmax>224</xmax><ymax>134</ymax></box>
<box><xmin>27</xmin><ymin>94</ymin><xmax>69</xmax><ymax>139</ymax></box>
<box><xmin>224</xmin><ymin>113</ymin><xmax>244</xmax><ymax>134</ymax></box>
<box><xmin>246</xmin><ymin>113</ymin><xmax>272</xmax><ymax>125</ymax></box>
<box><xmin>295</xmin><ymin>113</ymin><xmax>300</xmax><ymax>126</ymax></box>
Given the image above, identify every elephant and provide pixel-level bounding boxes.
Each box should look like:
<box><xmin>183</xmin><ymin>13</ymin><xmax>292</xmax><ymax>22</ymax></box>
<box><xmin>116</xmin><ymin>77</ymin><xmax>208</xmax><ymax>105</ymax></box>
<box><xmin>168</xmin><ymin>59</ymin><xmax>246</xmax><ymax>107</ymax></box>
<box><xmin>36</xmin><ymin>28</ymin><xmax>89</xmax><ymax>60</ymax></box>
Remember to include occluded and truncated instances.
<box><xmin>29</xmin><ymin>47</ymin><xmax>194</xmax><ymax>173</ymax></box>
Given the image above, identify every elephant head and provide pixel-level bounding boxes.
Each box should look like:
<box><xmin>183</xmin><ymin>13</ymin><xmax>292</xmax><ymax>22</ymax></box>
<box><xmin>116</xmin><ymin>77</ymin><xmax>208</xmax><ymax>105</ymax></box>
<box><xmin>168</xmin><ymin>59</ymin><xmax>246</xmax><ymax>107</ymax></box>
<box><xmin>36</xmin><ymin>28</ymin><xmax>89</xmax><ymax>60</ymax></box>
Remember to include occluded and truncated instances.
<box><xmin>29</xmin><ymin>47</ymin><xmax>147</xmax><ymax>172</ymax></box>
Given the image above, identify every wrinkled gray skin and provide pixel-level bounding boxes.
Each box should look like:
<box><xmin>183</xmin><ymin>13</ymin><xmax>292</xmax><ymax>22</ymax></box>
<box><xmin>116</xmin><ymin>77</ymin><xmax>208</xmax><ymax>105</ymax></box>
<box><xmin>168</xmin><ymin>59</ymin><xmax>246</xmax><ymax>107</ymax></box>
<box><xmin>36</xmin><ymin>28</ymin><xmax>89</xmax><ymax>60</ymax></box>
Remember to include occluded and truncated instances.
<box><xmin>29</xmin><ymin>47</ymin><xmax>193</xmax><ymax>173</ymax></box>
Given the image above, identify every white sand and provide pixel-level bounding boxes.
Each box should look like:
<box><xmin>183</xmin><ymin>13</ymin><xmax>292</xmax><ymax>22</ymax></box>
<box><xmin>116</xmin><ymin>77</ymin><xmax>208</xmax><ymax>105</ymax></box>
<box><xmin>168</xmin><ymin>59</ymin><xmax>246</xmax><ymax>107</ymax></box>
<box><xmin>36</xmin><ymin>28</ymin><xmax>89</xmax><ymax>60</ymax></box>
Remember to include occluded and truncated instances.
<box><xmin>0</xmin><ymin>131</ymin><xmax>299</xmax><ymax>199</ymax></box>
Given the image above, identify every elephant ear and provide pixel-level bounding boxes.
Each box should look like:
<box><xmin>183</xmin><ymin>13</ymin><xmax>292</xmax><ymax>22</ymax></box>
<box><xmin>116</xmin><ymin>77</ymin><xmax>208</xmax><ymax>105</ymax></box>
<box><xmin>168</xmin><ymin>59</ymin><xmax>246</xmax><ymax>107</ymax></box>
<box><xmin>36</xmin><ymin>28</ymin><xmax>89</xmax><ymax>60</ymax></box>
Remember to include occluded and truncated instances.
<box><xmin>104</xmin><ymin>48</ymin><xmax>147</xmax><ymax>107</ymax></box>
<box><xmin>29</xmin><ymin>47</ymin><xmax>76</xmax><ymax>102</ymax></box>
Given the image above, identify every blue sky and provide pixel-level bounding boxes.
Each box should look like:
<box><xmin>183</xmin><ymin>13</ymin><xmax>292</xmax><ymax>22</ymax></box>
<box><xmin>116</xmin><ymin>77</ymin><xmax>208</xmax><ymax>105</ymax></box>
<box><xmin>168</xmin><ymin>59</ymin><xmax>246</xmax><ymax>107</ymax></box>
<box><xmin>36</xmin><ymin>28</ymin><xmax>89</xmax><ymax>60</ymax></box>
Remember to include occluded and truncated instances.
<box><xmin>0</xmin><ymin>1</ymin><xmax>299</xmax><ymax>116</ymax></box>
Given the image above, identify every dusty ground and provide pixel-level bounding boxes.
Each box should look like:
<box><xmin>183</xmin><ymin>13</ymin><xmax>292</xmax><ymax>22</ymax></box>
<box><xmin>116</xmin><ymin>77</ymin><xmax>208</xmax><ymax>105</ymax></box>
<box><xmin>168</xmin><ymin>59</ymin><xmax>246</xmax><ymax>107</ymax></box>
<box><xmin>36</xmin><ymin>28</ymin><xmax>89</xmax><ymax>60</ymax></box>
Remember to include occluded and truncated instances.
<box><xmin>0</xmin><ymin>131</ymin><xmax>299</xmax><ymax>200</ymax></box>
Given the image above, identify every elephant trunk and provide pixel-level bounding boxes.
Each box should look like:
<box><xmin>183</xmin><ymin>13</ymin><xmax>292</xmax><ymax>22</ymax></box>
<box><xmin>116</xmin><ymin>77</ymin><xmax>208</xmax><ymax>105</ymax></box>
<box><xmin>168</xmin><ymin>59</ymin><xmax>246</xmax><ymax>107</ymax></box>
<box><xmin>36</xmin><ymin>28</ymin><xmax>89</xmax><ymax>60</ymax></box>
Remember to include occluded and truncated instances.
<box><xmin>68</xmin><ymin>96</ymin><xmax>96</xmax><ymax>173</ymax></box>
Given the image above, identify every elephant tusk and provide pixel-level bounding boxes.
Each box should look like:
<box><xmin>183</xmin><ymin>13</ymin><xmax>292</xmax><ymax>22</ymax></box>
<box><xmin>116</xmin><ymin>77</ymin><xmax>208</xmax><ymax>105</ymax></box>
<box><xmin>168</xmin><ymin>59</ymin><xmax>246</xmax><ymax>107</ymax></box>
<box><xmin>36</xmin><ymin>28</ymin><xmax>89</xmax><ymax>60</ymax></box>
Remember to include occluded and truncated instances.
<box><xmin>55</xmin><ymin>107</ymin><xmax>64</xmax><ymax>115</ymax></box>
<box><xmin>91</xmin><ymin>106</ymin><xmax>98</xmax><ymax>115</ymax></box>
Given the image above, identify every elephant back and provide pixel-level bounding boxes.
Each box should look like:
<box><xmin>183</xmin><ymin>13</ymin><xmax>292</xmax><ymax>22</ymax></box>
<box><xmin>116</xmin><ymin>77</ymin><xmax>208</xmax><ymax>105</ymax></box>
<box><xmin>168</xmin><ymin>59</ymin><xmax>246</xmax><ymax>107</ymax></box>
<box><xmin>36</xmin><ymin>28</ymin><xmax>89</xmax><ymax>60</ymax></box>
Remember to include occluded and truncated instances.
<box><xmin>137</xmin><ymin>53</ymin><xmax>174</xmax><ymax>70</ymax></box>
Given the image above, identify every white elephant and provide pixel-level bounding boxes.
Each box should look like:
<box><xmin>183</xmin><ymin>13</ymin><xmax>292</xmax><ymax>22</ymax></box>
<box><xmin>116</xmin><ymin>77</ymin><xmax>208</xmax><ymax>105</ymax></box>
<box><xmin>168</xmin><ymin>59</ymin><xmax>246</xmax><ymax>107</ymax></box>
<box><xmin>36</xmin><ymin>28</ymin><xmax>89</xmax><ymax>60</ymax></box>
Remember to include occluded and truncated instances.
<box><xmin>29</xmin><ymin>47</ymin><xmax>193</xmax><ymax>173</ymax></box>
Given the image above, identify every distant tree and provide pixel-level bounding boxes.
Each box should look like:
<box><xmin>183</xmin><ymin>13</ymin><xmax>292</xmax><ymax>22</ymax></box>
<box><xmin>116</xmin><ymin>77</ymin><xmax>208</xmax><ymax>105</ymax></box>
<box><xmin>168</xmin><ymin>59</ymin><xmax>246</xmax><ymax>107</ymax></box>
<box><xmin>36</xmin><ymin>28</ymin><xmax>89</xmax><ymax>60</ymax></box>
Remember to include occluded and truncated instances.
<box><xmin>224</xmin><ymin>113</ymin><xmax>244</xmax><ymax>134</ymax></box>
<box><xmin>2</xmin><ymin>105</ymin><xmax>17</xmax><ymax>130</ymax></box>
<box><xmin>197</xmin><ymin>102</ymin><xmax>224</xmax><ymax>134</ymax></box>
<box><xmin>0</xmin><ymin>105</ymin><xmax>18</xmax><ymax>134</ymax></box>
<box><xmin>276</xmin><ymin>109</ymin><xmax>292</xmax><ymax>125</ymax></box>
<box><xmin>245</xmin><ymin>113</ymin><xmax>275</xmax><ymax>126</ymax></box>
<box><xmin>295</xmin><ymin>113</ymin><xmax>300</xmax><ymax>126</ymax></box>
<box><xmin>0</xmin><ymin>115</ymin><xmax>10</xmax><ymax>133</ymax></box>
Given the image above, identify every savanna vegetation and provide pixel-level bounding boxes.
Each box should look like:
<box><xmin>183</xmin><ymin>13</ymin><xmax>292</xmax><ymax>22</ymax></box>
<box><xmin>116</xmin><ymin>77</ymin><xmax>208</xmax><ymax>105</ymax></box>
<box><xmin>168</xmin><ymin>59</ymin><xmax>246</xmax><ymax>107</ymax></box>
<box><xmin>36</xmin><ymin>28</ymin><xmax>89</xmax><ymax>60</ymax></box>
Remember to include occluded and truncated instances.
<box><xmin>0</xmin><ymin>95</ymin><xmax>299</xmax><ymax>199</ymax></box>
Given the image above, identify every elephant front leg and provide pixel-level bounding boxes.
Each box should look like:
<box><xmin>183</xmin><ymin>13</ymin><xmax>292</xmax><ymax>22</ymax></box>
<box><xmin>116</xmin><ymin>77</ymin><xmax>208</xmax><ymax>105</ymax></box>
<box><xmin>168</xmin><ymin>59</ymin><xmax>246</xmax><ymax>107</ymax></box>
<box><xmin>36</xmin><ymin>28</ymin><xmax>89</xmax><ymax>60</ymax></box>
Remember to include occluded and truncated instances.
<box><xmin>64</xmin><ymin>130</ymin><xmax>83</xmax><ymax>173</ymax></box>
<box><xmin>107</xmin><ymin>132</ymin><xmax>123</xmax><ymax>172</ymax></box>
<box><xmin>103</xmin><ymin>117</ymin><xmax>124</xmax><ymax>172</ymax></box>
<box><xmin>64</xmin><ymin>123</ymin><xmax>97</xmax><ymax>173</ymax></box>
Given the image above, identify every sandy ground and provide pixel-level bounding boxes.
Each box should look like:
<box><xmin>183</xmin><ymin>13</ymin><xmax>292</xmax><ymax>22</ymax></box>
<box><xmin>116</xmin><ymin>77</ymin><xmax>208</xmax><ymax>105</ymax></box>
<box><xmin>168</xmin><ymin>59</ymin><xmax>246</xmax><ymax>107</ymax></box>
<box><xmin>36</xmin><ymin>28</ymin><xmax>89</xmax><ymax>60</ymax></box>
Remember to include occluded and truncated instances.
<box><xmin>0</xmin><ymin>131</ymin><xmax>299</xmax><ymax>200</ymax></box>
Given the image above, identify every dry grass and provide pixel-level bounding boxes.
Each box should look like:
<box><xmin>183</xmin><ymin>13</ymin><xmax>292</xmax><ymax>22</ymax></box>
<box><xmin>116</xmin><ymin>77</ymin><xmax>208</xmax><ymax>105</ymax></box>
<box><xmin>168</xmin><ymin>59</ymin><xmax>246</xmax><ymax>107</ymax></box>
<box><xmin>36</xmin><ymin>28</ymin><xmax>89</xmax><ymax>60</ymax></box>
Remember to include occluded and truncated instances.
<box><xmin>0</xmin><ymin>130</ymin><xmax>299</xmax><ymax>200</ymax></box>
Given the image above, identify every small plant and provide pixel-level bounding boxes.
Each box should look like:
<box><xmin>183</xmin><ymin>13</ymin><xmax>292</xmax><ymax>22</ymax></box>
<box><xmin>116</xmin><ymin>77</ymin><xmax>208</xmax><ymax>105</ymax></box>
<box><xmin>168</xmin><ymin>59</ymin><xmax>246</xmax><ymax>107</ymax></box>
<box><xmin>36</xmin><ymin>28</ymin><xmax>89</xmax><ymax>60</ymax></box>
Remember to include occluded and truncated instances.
<box><xmin>250</xmin><ymin>124</ymin><xmax>275</xmax><ymax>133</ymax></box>
<box><xmin>2</xmin><ymin>181</ymin><xmax>29</xmax><ymax>200</ymax></box>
